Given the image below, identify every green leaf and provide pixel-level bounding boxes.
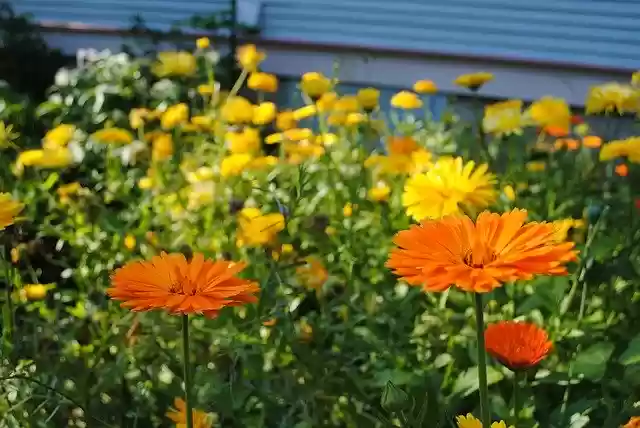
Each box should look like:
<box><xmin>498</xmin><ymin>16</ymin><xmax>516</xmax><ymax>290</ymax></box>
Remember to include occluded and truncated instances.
<box><xmin>574</xmin><ymin>342</ymin><xmax>614</xmax><ymax>381</ymax></box>
<box><xmin>452</xmin><ymin>366</ymin><xmax>504</xmax><ymax>397</ymax></box>
<box><xmin>619</xmin><ymin>334</ymin><xmax>640</xmax><ymax>366</ymax></box>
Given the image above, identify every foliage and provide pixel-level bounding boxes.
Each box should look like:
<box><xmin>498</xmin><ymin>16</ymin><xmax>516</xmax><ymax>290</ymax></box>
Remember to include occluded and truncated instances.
<box><xmin>1</xmin><ymin>39</ymin><xmax>640</xmax><ymax>428</ymax></box>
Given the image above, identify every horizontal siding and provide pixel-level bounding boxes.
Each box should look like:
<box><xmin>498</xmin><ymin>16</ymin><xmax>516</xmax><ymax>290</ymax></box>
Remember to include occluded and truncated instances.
<box><xmin>10</xmin><ymin>0</ymin><xmax>230</xmax><ymax>30</ymax></box>
<box><xmin>11</xmin><ymin>0</ymin><xmax>640</xmax><ymax>69</ymax></box>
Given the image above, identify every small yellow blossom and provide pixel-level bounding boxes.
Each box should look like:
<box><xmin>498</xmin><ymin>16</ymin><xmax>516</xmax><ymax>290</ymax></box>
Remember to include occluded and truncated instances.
<box><xmin>57</xmin><ymin>182</ymin><xmax>82</xmax><ymax>204</ymax></box>
<box><xmin>138</xmin><ymin>176</ymin><xmax>154</xmax><ymax>189</ymax></box>
<box><xmin>343</xmin><ymin>203</ymin><xmax>355</xmax><ymax>217</ymax></box>
<box><xmin>0</xmin><ymin>193</ymin><xmax>23</xmax><ymax>230</ymax></box>
<box><xmin>552</xmin><ymin>218</ymin><xmax>585</xmax><ymax>242</ymax></box>
<box><xmin>220</xmin><ymin>154</ymin><xmax>253</xmax><ymax>177</ymax></box>
<box><xmin>236</xmin><ymin>44</ymin><xmax>266</xmax><ymax>71</ymax></box>
<box><xmin>222</xmin><ymin>96</ymin><xmax>254</xmax><ymax>124</ymax></box>
<box><xmin>454</xmin><ymin>72</ymin><xmax>494</xmax><ymax>90</ymax></box>
<box><xmin>300</xmin><ymin>72</ymin><xmax>331</xmax><ymax>98</ymax></box>
<box><xmin>316</xmin><ymin>92</ymin><xmax>338</xmax><ymax>112</ymax></box>
<box><xmin>276</xmin><ymin>111</ymin><xmax>297</xmax><ymax>131</ymax></box>
<box><xmin>293</xmin><ymin>105</ymin><xmax>317</xmax><ymax>121</ymax></box>
<box><xmin>483</xmin><ymin>99</ymin><xmax>525</xmax><ymax>136</ymax></box>
<box><xmin>391</xmin><ymin>91</ymin><xmax>422</xmax><ymax>109</ymax></box>
<box><xmin>92</xmin><ymin>127</ymin><xmax>134</xmax><ymax>144</ymax></box>
<box><xmin>357</xmin><ymin>87</ymin><xmax>380</xmax><ymax>110</ymax></box>
<box><xmin>15</xmin><ymin>148</ymin><xmax>73</xmax><ymax>173</ymax></box>
<box><xmin>586</xmin><ymin>82</ymin><xmax>640</xmax><ymax>115</ymax></box>
<box><xmin>152</xmin><ymin>51</ymin><xmax>197</xmax><ymax>77</ymax></box>
<box><xmin>129</xmin><ymin>108</ymin><xmax>150</xmax><ymax>130</ymax></box>
<box><xmin>196</xmin><ymin>37</ymin><xmax>210</xmax><ymax>49</ymax></box>
<box><xmin>152</xmin><ymin>133</ymin><xmax>174</xmax><ymax>161</ymax></box>
<box><xmin>599</xmin><ymin>137</ymin><xmax>640</xmax><ymax>163</ymax></box>
<box><xmin>503</xmin><ymin>184</ymin><xmax>516</xmax><ymax>201</ymax></box>
<box><xmin>248</xmin><ymin>72</ymin><xmax>278</xmax><ymax>92</ymax></box>
<box><xmin>455</xmin><ymin>413</ymin><xmax>512</xmax><ymax>428</ymax></box>
<box><xmin>191</xmin><ymin>115</ymin><xmax>213</xmax><ymax>130</ymax></box>
<box><xmin>161</xmin><ymin>103</ymin><xmax>189</xmax><ymax>129</ymax></box>
<box><xmin>526</xmin><ymin>96</ymin><xmax>571</xmax><ymax>132</ymax></box>
<box><xmin>236</xmin><ymin>207</ymin><xmax>285</xmax><ymax>247</ymax></box>
<box><xmin>43</xmin><ymin>124</ymin><xmax>75</xmax><ymax>149</ymax></box>
<box><xmin>124</xmin><ymin>235</ymin><xmax>136</xmax><ymax>250</ymax></box>
<box><xmin>198</xmin><ymin>84</ymin><xmax>214</xmax><ymax>96</ymax></box>
<box><xmin>413</xmin><ymin>79</ymin><xmax>438</xmax><ymax>94</ymax></box>
<box><xmin>21</xmin><ymin>284</ymin><xmax>54</xmax><ymax>301</ymax></box>
<box><xmin>227</xmin><ymin>127</ymin><xmax>261</xmax><ymax>154</ymax></box>
<box><xmin>253</xmin><ymin>102</ymin><xmax>277</xmax><ymax>125</ymax></box>
<box><xmin>368</xmin><ymin>182</ymin><xmax>391</xmax><ymax>202</ymax></box>
<box><xmin>346</xmin><ymin>113</ymin><xmax>366</xmax><ymax>126</ymax></box>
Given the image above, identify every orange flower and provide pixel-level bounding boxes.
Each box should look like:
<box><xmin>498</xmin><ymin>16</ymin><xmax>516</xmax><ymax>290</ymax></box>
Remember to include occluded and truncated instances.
<box><xmin>108</xmin><ymin>252</ymin><xmax>259</xmax><ymax>318</ymax></box>
<box><xmin>543</xmin><ymin>125</ymin><xmax>569</xmax><ymax>137</ymax></box>
<box><xmin>166</xmin><ymin>397</ymin><xmax>213</xmax><ymax>428</ymax></box>
<box><xmin>582</xmin><ymin>136</ymin><xmax>602</xmax><ymax>148</ymax></box>
<box><xmin>386</xmin><ymin>209</ymin><xmax>577</xmax><ymax>293</ymax></box>
<box><xmin>616</xmin><ymin>163</ymin><xmax>629</xmax><ymax>177</ymax></box>
<box><xmin>484</xmin><ymin>321</ymin><xmax>552</xmax><ymax>370</ymax></box>
<box><xmin>623</xmin><ymin>416</ymin><xmax>640</xmax><ymax>428</ymax></box>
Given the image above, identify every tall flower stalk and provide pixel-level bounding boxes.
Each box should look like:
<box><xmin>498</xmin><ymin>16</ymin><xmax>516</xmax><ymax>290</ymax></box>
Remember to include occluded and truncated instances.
<box><xmin>474</xmin><ymin>293</ymin><xmax>491</xmax><ymax>427</ymax></box>
<box><xmin>182</xmin><ymin>314</ymin><xmax>194</xmax><ymax>428</ymax></box>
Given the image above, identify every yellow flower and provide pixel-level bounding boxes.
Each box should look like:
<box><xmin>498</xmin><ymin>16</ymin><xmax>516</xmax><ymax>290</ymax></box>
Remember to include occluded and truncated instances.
<box><xmin>197</xmin><ymin>84</ymin><xmax>214</xmax><ymax>96</ymax></box>
<box><xmin>0</xmin><ymin>121</ymin><xmax>19</xmax><ymax>148</ymax></box>
<box><xmin>454</xmin><ymin>72</ymin><xmax>494</xmax><ymax>90</ymax></box>
<box><xmin>43</xmin><ymin>124</ymin><xmax>75</xmax><ymax>149</ymax></box>
<box><xmin>21</xmin><ymin>284</ymin><xmax>54</xmax><ymax>301</ymax></box>
<box><xmin>293</xmin><ymin>105</ymin><xmax>317</xmax><ymax>121</ymax></box>
<box><xmin>526</xmin><ymin>96</ymin><xmax>571</xmax><ymax>131</ymax></box>
<box><xmin>413</xmin><ymin>79</ymin><xmax>438</xmax><ymax>94</ymax></box>
<box><xmin>196</xmin><ymin>37</ymin><xmax>210</xmax><ymax>49</ymax></box>
<box><xmin>253</xmin><ymin>102</ymin><xmax>277</xmax><ymax>125</ymax></box>
<box><xmin>346</xmin><ymin>113</ymin><xmax>366</xmax><ymax>126</ymax></box>
<box><xmin>236</xmin><ymin>207</ymin><xmax>285</xmax><ymax>247</ymax></box>
<box><xmin>357</xmin><ymin>87</ymin><xmax>380</xmax><ymax>110</ymax></box>
<box><xmin>166</xmin><ymin>397</ymin><xmax>213</xmax><ymax>428</ymax></box>
<box><xmin>283</xmin><ymin>139</ymin><xmax>325</xmax><ymax>164</ymax></box>
<box><xmin>248</xmin><ymin>72</ymin><xmax>278</xmax><ymax>92</ymax></box>
<box><xmin>129</xmin><ymin>109</ymin><xmax>150</xmax><ymax>130</ymax></box>
<box><xmin>227</xmin><ymin>127</ymin><xmax>261</xmax><ymax>154</ymax></box>
<box><xmin>300</xmin><ymin>72</ymin><xmax>331</xmax><ymax>98</ymax></box>
<box><xmin>249</xmin><ymin>155</ymin><xmax>278</xmax><ymax>170</ymax></box>
<box><xmin>368</xmin><ymin>182</ymin><xmax>391</xmax><ymax>202</ymax></box>
<box><xmin>0</xmin><ymin>193</ymin><xmax>23</xmax><ymax>230</ymax></box>
<box><xmin>599</xmin><ymin>137</ymin><xmax>640</xmax><ymax>163</ymax></box>
<box><xmin>220</xmin><ymin>154</ymin><xmax>253</xmax><ymax>177</ymax></box>
<box><xmin>15</xmin><ymin>148</ymin><xmax>72</xmax><ymax>172</ymax></box>
<box><xmin>552</xmin><ymin>218</ymin><xmax>585</xmax><ymax>242</ymax></box>
<box><xmin>391</xmin><ymin>91</ymin><xmax>422</xmax><ymax>109</ymax></box>
<box><xmin>316</xmin><ymin>92</ymin><xmax>338</xmax><ymax>112</ymax></box>
<box><xmin>334</xmin><ymin>96</ymin><xmax>360</xmax><ymax>113</ymax></box>
<box><xmin>411</xmin><ymin>149</ymin><xmax>433</xmax><ymax>174</ymax></box>
<box><xmin>483</xmin><ymin>99</ymin><xmax>524</xmax><ymax>136</ymax></box>
<box><xmin>503</xmin><ymin>184</ymin><xmax>516</xmax><ymax>201</ymax></box>
<box><xmin>276</xmin><ymin>111</ymin><xmax>297</xmax><ymax>131</ymax></box>
<box><xmin>296</xmin><ymin>257</ymin><xmax>329</xmax><ymax>292</ymax></box>
<box><xmin>402</xmin><ymin>156</ymin><xmax>496</xmax><ymax>221</ymax></box>
<box><xmin>124</xmin><ymin>234</ymin><xmax>136</xmax><ymax>250</ymax></box>
<box><xmin>138</xmin><ymin>176</ymin><xmax>154</xmax><ymax>189</ymax></box>
<box><xmin>191</xmin><ymin>115</ymin><xmax>213</xmax><ymax>130</ymax></box>
<box><xmin>236</xmin><ymin>44</ymin><xmax>266</xmax><ymax>71</ymax></box>
<box><xmin>455</xmin><ymin>414</ymin><xmax>511</xmax><ymax>428</ymax></box>
<box><xmin>266</xmin><ymin>128</ymin><xmax>313</xmax><ymax>144</ymax></box>
<box><xmin>152</xmin><ymin>51</ymin><xmax>197</xmax><ymax>77</ymax></box>
<box><xmin>586</xmin><ymin>82</ymin><xmax>640</xmax><ymax>115</ymax></box>
<box><xmin>57</xmin><ymin>182</ymin><xmax>82</xmax><ymax>204</ymax></box>
<box><xmin>92</xmin><ymin>128</ymin><xmax>134</xmax><ymax>144</ymax></box>
<box><xmin>526</xmin><ymin>161</ymin><xmax>547</xmax><ymax>172</ymax></box>
<box><xmin>152</xmin><ymin>133</ymin><xmax>174</xmax><ymax>161</ymax></box>
<box><xmin>343</xmin><ymin>203</ymin><xmax>354</xmax><ymax>217</ymax></box>
<box><xmin>161</xmin><ymin>103</ymin><xmax>189</xmax><ymax>129</ymax></box>
<box><xmin>222</xmin><ymin>96</ymin><xmax>254</xmax><ymax>124</ymax></box>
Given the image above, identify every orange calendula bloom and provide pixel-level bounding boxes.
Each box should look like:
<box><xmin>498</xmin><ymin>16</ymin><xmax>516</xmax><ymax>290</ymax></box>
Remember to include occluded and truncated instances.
<box><xmin>484</xmin><ymin>321</ymin><xmax>552</xmax><ymax>371</ymax></box>
<box><xmin>108</xmin><ymin>252</ymin><xmax>259</xmax><ymax>318</ymax></box>
<box><xmin>166</xmin><ymin>397</ymin><xmax>213</xmax><ymax>428</ymax></box>
<box><xmin>623</xmin><ymin>416</ymin><xmax>640</xmax><ymax>428</ymax></box>
<box><xmin>386</xmin><ymin>209</ymin><xmax>578</xmax><ymax>293</ymax></box>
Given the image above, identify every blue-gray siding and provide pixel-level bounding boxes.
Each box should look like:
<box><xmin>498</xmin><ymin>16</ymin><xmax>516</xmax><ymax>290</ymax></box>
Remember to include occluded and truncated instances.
<box><xmin>12</xmin><ymin>0</ymin><xmax>640</xmax><ymax>69</ymax></box>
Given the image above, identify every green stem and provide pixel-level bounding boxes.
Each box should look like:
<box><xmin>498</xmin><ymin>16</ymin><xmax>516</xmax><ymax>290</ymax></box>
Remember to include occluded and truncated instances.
<box><xmin>474</xmin><ymin>293</ymin><xmax>491</xmax><ymax>427</ymax></box>
<box><xmin>512</xmin><ymin>371</ymin><xmax>520</xmax><ymax>426</ymax></box>
<box><xmin>182</xmin><ymin>314</ymin><xmax>193</xmax><ymax>428</ymax></box>
<box><xmin>228</xmin><ymin>69</ymin><xmax>248</xmax><ymax>99</ymax></box>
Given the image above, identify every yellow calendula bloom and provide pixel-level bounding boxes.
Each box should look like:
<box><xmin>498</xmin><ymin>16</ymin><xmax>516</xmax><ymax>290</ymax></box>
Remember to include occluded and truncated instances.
<box><xmin>300</xmin><ymin>72</ymin><xmax>331</xmax><ymax>98</ymax></box>
<box><xmin>391</xmin><ymin>91</ymin><xmax>423</xmax><ymax>109</ymax></box>
<box><xmin>20</xmin><ymin>284</ymin><xmax>54</xmax><ymax>301</ymax></box>
<box><xmin>166</xmin><ymin>397</ymin><xmax>213</xmax><ymax>428</ymax></box>
<box><xmin>413</xmin><ymin>79</ymin><xmax>438</xmax><ymax>94</ymax></box>
<box><xmin>296</xmin><ymin>257</ymin><xmax>329</xmax><ymax>292</ymax></box>
<box><xmin>222</xmin><ymin>96</ymin><xmax>254</xmax><ymax>124</ymax></box>
<box><xmin>266</xmin><ymin>128</ymin><xmax>314</xmax><ymax>144</ymax></box>
<box><xmin>526</xmin><ymin>96</ymin><xmax>571</xmax><ymax>131</ymax></box>
<box><xmin>220</xmin><ymin>154</ymin><xmax>253</xmax><ymax>177</ymax></box>
<box><xmin>152</xmin><ymin>51</ymin><xmax>197</xmax><ymax>77</ymax></box>
<box><xmin>191</xmin><ymin>115</ymin><xmax>213</xmax><ymax>130</ymax></box>
<box><xmin>253</xmin><ymin>102</ymin><xmax>277</xmax><ymax>125</ymax></box>
<box><xmin>0</xmin><ymin>193</ymin><xmax>23</xmax><ymax>230</ymax></box>
<box><xmin>343</xmin><ymin>203</ymin><xmax>354</xmax><ymax>217</ymax></box>
<box><xmin>276</xmin><ymin>111</ymin><xmax>297</xmax><ymax>131</ymax></box>
<box><xmin>236</xmin><ymin>44</ymin><xmax>266</xmax><ymax>71</ymax></box>
<box><xmin>16</xmin><ymin>148</ymin><xmax>73</xmax><ymax>172</ymax></box>
<box><xmin>502</xmin><ymin>184</ymin><xmax>516</xmax><ymax>201</ymax></box>
<box><xmin>138</xmin><ymin>176</ymin><xmax>154</xmax><ymax>190</ymax></box>
<box><xmin>357</xmin><ymin>87</ymin><xmax>380</xmax><ymax>110</ymax></box>
<box><xmin>92</xmin><ymin>127</ymin><xmax>134</xmax><ymax>144</ymax></box>
<box><xmin>124</xmin><ymin>234</ymin><xmax>136</xmax><ymax>250</ymax></box>
<box><xmin>284</xmin><ymin>140</ymin><xmax>325</xmax><ymax>164</ymax></box>
<box><xmin>599</xmin><ymin>137</ymin><xmax>640</xmax><ymax>163</ymax></box>
<box><xmin>455</xmin><ymin>414</ymin><xmax>512</xmax><ymax>428</ymax></box>
<box><xmin>552</xmin><ymin>218</ymin><xmax>585</xmax><ymax>242</ymax></box>
<box><xmin>196</xmin><ymin>37</ymin><xmax>210</xmax><ymax>49</ymax></box>
<box><xmin>454</xmin><ymin>72</ymin><xmax>494</xmax><ymax>90</ymax></box>
<box><xmin>334</xmin><ymin>96</ymin><xmax>360</xmax><ymax>113</ymax></box>
<box><xmin>129</xmin><ymin>108</ymin><xmax>150</xmax><ymax>130</ymax></box>
<box><xmin>293</xmin><ymin>105</ymin><xmax>317</xmax><ymax>121</ymax></box>
<box><xmin>249</xmin><ymin>155</ymin><xmax>278</xmax><ymax>170</ymax></box>
<box><xmin>57</xmin><ymin>182</ymin><xmax>82</xmax><ymax>204</ymax></box>
<box><xmin>316</xmin><ymin>92</ymin><xmax>338</xmax><ymax>112</ymax></box>
<box><xmin>227</xmin><ymin>127</ymin><xmax>261</xmax><ymax>155</ymax></box>
<box><xmin>346</xmin><ymin>112</ymin><xmax>366</xmax><ymax>126</ymax></box>
<box><xmin>151</xmin><ymin>133</ymin><xmax>174</xmax><ymax>162</ymax></box>
<box><xmin>161</xmin><ymin>103</ymin><xmax>189</xmax><ymax>129</ymax></box>
<box><xmin>43</xmin><ymin>124</ymin><xmax>75</xmax><ymax>149</ymax></box>
<box><xmin>198</xmin><ymin>84</ymin><xmax>214</xmax><ymax>96</ymax></box>
<box><xmin>236</xmin><ymin>207</ymin><xmax>285</xmax><ymax>247</ymax></box>
<box><xmin>368</xmin><ymin>181</ymin><xmax>391</xmax><ymax>202</ymax></box>
<box><xmin>585</xmin><ymin>82</ymin><xmax>640</xmax><ymax>115</ymax></box>
<box><xmin>248</xmin><ymin>72</ymin><xmax>278</xmax><ymax>92</ymax></box>
<box><xmin>402</xmin><ymin>156</ymin><xmax>496</xmax><ymax>221</ymax></box>
<box><xmin>483</xmin><ymin>99</ymin><xmax>525</xmax><ymax>136</ymax></box>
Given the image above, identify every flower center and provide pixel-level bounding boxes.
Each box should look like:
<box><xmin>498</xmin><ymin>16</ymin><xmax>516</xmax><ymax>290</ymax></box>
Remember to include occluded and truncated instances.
<box><xmin>463</xmin><ymin>249</ymin><xmax>497</xmax><ymax>268</ymax></box>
